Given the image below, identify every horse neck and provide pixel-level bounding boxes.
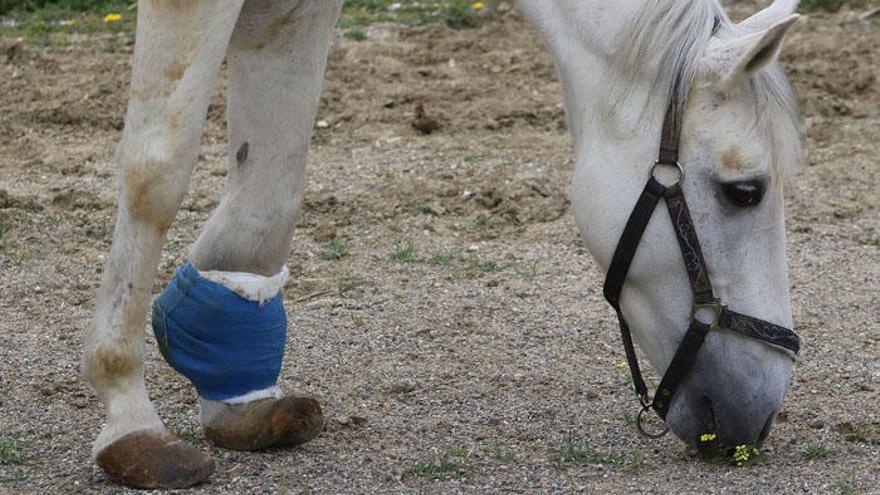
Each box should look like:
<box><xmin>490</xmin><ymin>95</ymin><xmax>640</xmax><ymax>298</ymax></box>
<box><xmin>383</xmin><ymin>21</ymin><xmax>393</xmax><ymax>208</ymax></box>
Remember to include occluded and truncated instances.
<box><xmin>556</xmin><ymin>58</ymin><xmax>664</xmax><ymax>166</ymax></box>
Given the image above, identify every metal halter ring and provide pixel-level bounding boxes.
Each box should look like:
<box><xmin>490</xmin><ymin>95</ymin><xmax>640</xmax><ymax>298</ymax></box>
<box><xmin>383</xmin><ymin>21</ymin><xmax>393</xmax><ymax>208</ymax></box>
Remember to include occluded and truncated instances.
<box><xmin>692</xmin><ymin>298</ymin><xmax>723</xmax><ymax>330</ymax></box>
<box><xmin>650</xmin><ymin>160</ymin><xmax>685</xmax><ymax>187</ymax></box>
<box><xmin>636</xmin><ymin>402</ymin><xmax>670</xmax><ymax>439</ymax></box>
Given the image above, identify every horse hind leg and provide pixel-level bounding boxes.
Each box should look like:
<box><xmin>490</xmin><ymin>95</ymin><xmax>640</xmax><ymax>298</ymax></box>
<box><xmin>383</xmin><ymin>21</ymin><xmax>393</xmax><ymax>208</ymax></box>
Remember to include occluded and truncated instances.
<box><xmin>182</xmin><ymin>0</ymin><xmax>343</xmax><ymax>450</ymax></box>
<box><xmin>82</xmin><ymin>0</ymin><xmax>246</xmax><ymax>488</ymax></box>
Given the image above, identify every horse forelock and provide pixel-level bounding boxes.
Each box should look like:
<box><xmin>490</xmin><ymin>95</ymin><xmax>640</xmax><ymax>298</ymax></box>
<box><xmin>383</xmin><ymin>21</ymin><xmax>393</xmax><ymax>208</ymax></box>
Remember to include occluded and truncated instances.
<box><xmin>612</xmin><ymin>0</ymin><xmax>801</xmax><ymax>175</ymax></box>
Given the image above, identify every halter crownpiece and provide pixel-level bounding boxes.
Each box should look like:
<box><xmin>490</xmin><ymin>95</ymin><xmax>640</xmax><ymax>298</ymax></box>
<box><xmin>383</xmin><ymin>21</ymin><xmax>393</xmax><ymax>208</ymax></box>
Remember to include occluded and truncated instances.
<box><xmin>602</xmin><ymin>19</ymin><xmax>801</xmax><ymax>438</ymax></box>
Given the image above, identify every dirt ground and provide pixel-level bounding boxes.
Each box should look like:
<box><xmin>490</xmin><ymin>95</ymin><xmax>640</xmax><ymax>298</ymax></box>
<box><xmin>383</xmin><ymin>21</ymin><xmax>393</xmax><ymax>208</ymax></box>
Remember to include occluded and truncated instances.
<box><xmin>1</xmin><ymin>2</ymin><xmax>878</xmax><ymax>494</ymax></box>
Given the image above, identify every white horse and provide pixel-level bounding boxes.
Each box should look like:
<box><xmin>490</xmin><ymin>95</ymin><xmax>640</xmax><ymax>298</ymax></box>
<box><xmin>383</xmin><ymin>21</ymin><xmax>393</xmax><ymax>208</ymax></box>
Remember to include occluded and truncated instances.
<box><xmin>82</xmin><ymin>0</ymin><xmax>803</xmax><ymax>488</ymax></box>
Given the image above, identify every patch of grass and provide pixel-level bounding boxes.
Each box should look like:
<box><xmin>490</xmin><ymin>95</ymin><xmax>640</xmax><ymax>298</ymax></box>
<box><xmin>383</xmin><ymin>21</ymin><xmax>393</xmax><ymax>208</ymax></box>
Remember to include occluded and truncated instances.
<box><xmin>427</xmin><ymin>251</ymin><xmax>501</xmax><ymax>274</ymax></box>
<box><xmin>551</xmin><ymin>439</ymin><xmax>622</xmax><ymax>469</ymax></box>
<box><xmin>628</xmin><ymin>451</ymin><xmax>645</xmax><ymax>473</ymax></box>
<box><xmin>415</xmin><ymin>205</ymin><xmax>440</xmax><ymax>216</ymax></box>
<box><xmin>429</xmin><ymin>253</ymin><xmax>457</xmax><ymax>266</ymax></box>
<box><xmin>349</xmin><ymin>313</ymin><xmax>365</xmax><ymax>327</ymax></box>
<box><xmin>1</xmin><ymin>1</ymin><xmax>510</xmax><ymax>46</ymax></box>
<box><xmin>320</xmin><ymin>238</ymin><xmax>350</xmax><ymax>261</ymax></box>
<box><xmin>337</xmin><ymin>272</ymin><xmax>368</xmax><ymax>297</ymax></box>
<box><xmin>488</xmin><ymin>444</ymin><xmax>517</xmax><ymax>463</ymax></box>
<box><xmin>0</xmin><ymin>468</ymin><xmax>27</xmax><ymax>483</ymax></box>
<box><xmin>344</xmin><ymin>28</ymin><xmax>367</xmax><ymax>41</ymax></box>
<box><xmin>0</xmin><ymin>0</ymin><xmax>134</xmax><ymax>45</ymax></box>
<box><xmin>65</xmin><ymin>481</ymin><xmax>85</xmax><ymax>493</ymax></box>
<box><xmin>85</xmin><ymin>217</ymin><xmax>112</xmax><ymax>241</ymax></box>
<box><xmin>0</xmin><ymin>223</ymin><xmax>12</xmax><ymax>257</ymax></box>
<box><xmin>842</xmin><ymin>425</ymin><xmax>874</xmax><ymax>443</ymax></box>
<box><xmin>387</xmin><ymin>215</ymin><xmax>403</xmax><ymax>232</ymax></box>
<box><xmin>837</xmin><ymin>470</ymin><xmax>862</xmax><ymax>494</ymax></box>
<box><xmin>0</xmin><ymin>436</ymin><xmax>26</xmax><ymax>466</ymax></box>
<box><xmin>463</xmin><ymin>256</ymin><xmax>498</xmax><ymax>273</ymax></box>
<box><xmin>389</xmin><ymin>242</ymin><xmax>420</xmax><ymax>264</ymax></box>
<box><xmin>800</xmin><ymin>441</ymin><xmax>833</xmax><ymax>460</ymax></box>
<box><xmin>446</xmin><ymin>446</ymin><xmax>470</xmax><ymax>458</ymax></box>
<box><xmin>339</xmin><ymin>0</ymin><xmax>509</xmax><ymax>30</ymax></box>
<box><xmin>408</xmin><ymin>454</ymin><xmax>470</xmax><ymax>480</ymax></box>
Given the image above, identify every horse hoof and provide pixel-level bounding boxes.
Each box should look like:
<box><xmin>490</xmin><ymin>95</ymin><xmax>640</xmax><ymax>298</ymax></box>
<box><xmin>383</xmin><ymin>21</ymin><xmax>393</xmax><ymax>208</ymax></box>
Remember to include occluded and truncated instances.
<box><xmin>204</xmin><ymin>396</ymin><xmax>323</xmax><ymax>451</ymax></box>
<box><xmin>95</xmin><ymin>431</ymin><xmax>215</xmax><ymax>489</ymax></box>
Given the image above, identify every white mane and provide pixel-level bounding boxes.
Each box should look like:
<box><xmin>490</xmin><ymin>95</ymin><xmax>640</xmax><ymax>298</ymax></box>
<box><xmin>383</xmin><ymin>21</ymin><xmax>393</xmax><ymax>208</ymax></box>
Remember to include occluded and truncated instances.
<box><xmin>614</xmin><ymin>0</ymin><xmax>802</xmax><ymax>174</ymax></box>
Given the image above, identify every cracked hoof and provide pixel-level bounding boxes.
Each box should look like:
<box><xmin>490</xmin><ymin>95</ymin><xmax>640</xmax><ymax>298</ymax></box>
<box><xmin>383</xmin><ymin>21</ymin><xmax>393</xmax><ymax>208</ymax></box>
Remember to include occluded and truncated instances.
<box><xmin>96</xmin><ymin>431</ymin><xmax>215</xmax><ymax>489</ymax></box>
<box><xmin>204</xmin><ymin>396</ymin><xmax>323</xmax><ymax>451</ymax></box>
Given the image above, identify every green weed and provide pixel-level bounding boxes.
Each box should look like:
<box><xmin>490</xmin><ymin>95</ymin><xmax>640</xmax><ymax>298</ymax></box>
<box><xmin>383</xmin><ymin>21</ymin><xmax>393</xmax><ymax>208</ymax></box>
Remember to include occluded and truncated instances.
<box><xmin>337</xmin><ymin>272</ymin><xmax>368</xmax><ymax>296</ymax></box>
<box><xmin>489</xmin><ymin>444</ymin><xmax>517</xmax><ymax>462</ymax></box>
<box><xmin>389</xmin><ymin>242</ymin><xmax>420</xmax><ymax>264</ymax></box>
<box><xmin>85</xmin><ymin>217</ymin><xmax>112</xmax><ymax>241</ymax></box>
<box><xmin>800</xmin><ymin>441</ymin><xmax>833</xmax><ymax>460</ymax></box>
<box><xmin>551</xmin><ymin>439</ymin><xmax>622</xmax><ymax>469</ymax></box>
<box><xmin>0</xmin><ymin>436</ymin><xmax>26</xmax><ymax>466</ymax></box>
<box><xmin>408</xmin><ymin>454</ymin><xmax>470</xmax><ymax>480</ymax></box>
<box><xmin>415</xmin><ymin>205</ymin><xmax>440</xmax><ymax>216</ymax></box>
<box><xmin>321</xmin><ymin>238</ymin><xmax>350</xmax><ymax>261</ymax></box>
<box><xmin>344</xmin><ymin>28</ymin><xmax>367</xmax><ymax>41</ymax></box>
<box><xmin>842</xmin><ymin>425</ymin><xmax>874</xmax><ymax>443</ymax></box>
<box><xmin>837</xmin><ymin>470</ymin><xmax>862</xmax><ymax>494</ymax></box>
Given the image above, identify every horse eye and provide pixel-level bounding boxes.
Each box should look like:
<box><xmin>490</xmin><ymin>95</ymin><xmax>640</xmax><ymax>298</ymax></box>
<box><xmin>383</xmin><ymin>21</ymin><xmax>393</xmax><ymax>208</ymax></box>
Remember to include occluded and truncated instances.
<box><xmin>719</xmin><ymin>179</ymin><xmax>765</xmax><ymax>207</ymax></box>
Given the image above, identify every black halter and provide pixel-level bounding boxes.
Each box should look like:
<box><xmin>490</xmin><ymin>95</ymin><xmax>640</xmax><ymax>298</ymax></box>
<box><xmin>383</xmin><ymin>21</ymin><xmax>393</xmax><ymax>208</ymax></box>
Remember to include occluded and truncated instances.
<box><xmin>602</xmin><ymin>58</ymin><xmax>802</xmax><ymax>438</ymax></box>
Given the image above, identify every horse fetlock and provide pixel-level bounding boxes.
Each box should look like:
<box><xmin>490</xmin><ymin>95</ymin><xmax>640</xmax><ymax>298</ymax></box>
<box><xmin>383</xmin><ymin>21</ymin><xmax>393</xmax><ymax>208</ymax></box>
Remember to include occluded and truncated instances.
<box><xmin>83</xmin><ymin>341</ymin><xmax>143</xmax><ymax>393</ymax></box>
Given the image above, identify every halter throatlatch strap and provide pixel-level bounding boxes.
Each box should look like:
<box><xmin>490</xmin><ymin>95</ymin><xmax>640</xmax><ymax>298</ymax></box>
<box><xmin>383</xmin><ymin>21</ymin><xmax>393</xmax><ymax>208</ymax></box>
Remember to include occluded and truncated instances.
<box><xmin>602</xmin><ymin>24</ymin><xmax>801</xmax><ymax>435</ymax></box>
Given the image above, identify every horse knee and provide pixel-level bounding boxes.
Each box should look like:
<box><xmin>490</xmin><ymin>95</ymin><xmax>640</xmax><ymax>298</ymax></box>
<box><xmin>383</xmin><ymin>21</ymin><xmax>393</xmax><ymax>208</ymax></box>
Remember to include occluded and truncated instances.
<box><xmin>117</xmin><ymin>136</ymin><xmax>193</xmax><ymax>234</ymax></box>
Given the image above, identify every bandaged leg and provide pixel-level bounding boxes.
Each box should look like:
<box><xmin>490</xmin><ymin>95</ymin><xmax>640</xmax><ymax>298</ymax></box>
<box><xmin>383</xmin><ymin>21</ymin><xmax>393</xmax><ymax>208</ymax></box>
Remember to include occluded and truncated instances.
<box><xmin>152</xmin><ymin>262</ymin><xmax>288</xmax><ymax>402</ymax></box>
<box><xmin>153</xmin><ymin>263</ymin><xmax>322</xmax><ymax>450</ymax></box>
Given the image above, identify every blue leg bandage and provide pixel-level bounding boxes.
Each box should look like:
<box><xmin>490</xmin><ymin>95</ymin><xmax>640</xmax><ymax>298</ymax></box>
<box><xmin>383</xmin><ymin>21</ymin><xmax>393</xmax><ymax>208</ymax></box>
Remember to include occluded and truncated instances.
<box><xmin>152</xmin><ymin>263</ymin><xmax>287</xmax><ymax>401</ymax></box>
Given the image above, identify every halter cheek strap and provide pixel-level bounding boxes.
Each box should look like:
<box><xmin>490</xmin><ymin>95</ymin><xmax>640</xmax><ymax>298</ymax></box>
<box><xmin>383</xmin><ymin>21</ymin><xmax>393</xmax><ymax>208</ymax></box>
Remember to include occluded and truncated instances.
<box><xmin>602</xmin><ymin>26</ymin><xmax>801</xmax><ymax>436</ymax></box>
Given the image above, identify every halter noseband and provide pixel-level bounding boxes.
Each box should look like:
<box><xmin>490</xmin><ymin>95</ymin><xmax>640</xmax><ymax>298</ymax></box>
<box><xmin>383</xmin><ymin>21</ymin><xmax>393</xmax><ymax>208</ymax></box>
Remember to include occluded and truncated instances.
<box><xmin>602</xmin><ymin>36</ymin><xmax>801</xmax><ymax>438</ymax></box>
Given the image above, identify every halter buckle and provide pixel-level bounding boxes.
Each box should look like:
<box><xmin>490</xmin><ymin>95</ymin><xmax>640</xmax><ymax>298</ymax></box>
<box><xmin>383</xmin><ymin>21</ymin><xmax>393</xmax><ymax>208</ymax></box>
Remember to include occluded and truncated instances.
<box><xmin>650</xmin><ymin>160</ymin><xmax>684</xmax><ymax>187</ymax></box>
<box><xmin>692</xmin><ymin>298</ymin><xmax>723</xmax><ymax>330</ymax></box>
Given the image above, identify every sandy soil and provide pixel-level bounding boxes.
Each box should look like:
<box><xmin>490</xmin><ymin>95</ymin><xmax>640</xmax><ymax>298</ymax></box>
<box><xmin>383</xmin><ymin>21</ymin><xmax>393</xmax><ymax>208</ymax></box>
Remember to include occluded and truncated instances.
<box><xmin>0</xmin><ymin>2</ymin><xmax>878</xmax><ymax>494</ymax></box>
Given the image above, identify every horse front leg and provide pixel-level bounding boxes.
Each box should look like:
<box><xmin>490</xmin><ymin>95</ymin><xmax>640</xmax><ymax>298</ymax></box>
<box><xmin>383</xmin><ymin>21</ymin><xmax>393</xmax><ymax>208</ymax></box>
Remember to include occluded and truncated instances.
<box><xmin>181</xmin><ymin>0</ymin><xmax>344</xmax><ymax>451</ymax></box>
<box><xmin>82</xmin><ymin>0</ymin><xmax>245</xmax><ymax>488</ymax></box>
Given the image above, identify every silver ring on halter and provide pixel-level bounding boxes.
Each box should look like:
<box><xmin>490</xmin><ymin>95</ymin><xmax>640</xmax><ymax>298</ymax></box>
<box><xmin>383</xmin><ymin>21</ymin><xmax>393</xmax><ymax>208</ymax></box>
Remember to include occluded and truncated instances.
<box><xmin>636</xmin><ymin>402</ymin><xmax>670</xmax><ymax>439</ymax></box>
<box><xmin>692</xmin><ymin>297</ymin><xmax>724</xmax><ymax>331</ymax></box>
<box><xmin>650</xmin><ymin>160</ymin><xmax>685</xmax><ymax>187</ymax></box>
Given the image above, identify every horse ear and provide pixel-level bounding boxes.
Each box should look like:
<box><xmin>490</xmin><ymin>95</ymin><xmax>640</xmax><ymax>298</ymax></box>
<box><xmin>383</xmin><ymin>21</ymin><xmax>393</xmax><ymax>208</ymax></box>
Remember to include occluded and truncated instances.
<box><xmin>709</xmin><ymin>14</ymin><xmax>799</xmax><ymax>86</ymax></box>
<box><xmin>739</xmin><ymin>0</ymin><xmax>800</xmax><ymax>31</ymax></box>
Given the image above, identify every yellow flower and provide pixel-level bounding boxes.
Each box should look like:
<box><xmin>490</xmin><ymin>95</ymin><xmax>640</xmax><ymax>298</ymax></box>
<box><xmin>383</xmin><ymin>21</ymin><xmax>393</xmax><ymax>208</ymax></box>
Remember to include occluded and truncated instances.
<box><xmin>104</xmin><ymin>13</ymin><xmax>122</xmax><ymax>23</ymax></box>
<box><xmin>700</xmin><ymin>433</ymin><xmax>717</xmax><ymax>442</ymax></box>
<box><xmin>472</xmin><ymin>2</ymin><xmax>485</xmax><ymax>10</ymax></box>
